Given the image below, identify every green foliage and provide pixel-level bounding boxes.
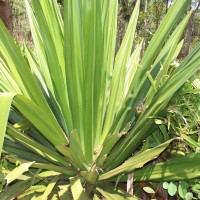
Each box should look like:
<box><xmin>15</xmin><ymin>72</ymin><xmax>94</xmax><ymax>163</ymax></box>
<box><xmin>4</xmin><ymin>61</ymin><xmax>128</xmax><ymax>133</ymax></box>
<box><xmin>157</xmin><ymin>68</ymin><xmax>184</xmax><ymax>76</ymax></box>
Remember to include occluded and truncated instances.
<box><xmin>166</xmin><ymin>73</ymin><xmax>200</xmax><ymax>155</ymax></box>
<box><xmin>0</xmin><ymin>0</ymin><xmax>200</xmax><ymax>199</ymax></box>
<box><xmin>179</xmin><ymin>181</ymin><xmax>189</xmax><ymax>199</ymax></box>
<box><xmin>162</xmin><ymin>181</ymin><xmax>194</xmax><ymax>199</ymax></box>
<box><xmin>164</xmin><ymin>182</ymin><xmax>177</xmax><ymax>197</ymax></box>
<box><xmin>143</xmin><ymin>186</ymin><xmax>155</xmax><ymax>194</ymax></box>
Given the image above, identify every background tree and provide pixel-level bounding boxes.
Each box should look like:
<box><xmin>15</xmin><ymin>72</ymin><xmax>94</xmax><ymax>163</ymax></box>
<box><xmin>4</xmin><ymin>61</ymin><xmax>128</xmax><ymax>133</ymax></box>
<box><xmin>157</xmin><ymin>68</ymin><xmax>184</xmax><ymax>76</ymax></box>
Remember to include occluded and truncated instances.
<box><xmin>184</xmin><ymin>0</ymin><xmax>200</xmax><ymax>56</ymax></box>
<box><xmin>0</xmin><ymin>0</ymin><xmax>13</xmax><ymax>34</ymax></box>
<box><xmin>118</xmin><ymin>0</ymin><xmax>200</xmax><ymax>58</ymax></box>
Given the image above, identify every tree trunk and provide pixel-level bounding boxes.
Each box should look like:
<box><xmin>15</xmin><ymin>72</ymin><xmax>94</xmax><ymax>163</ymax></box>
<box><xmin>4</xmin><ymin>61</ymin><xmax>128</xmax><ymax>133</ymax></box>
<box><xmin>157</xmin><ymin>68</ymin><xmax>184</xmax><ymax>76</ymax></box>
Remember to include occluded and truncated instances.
<box><xmin>0</xmin><ymin>0</ymin><xmax>13</xmax><ymax>34</ymax></box>
<box><xmin>166</xmin><ymin>0</ymin><xmax>169</xmax><ymax>13</ymax></box>
<box><xmin>184</xmin><ymin>13</ymin><xmax>194</xmax><ymax>56</ymax></box>
<box><xmin>184</xmin><ymin>1</ymin><xmax>200</xmax><ymax>56</ymax></box>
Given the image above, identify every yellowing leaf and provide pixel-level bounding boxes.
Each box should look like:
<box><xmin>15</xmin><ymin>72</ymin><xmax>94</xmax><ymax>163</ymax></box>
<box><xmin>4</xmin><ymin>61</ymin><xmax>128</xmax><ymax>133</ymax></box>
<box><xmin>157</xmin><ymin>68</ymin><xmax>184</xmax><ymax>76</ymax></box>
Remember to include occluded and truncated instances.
<box><xmin>5</xmin><ymin>162</ymin><xmax>35</xmax><ymax>185</ymax></box>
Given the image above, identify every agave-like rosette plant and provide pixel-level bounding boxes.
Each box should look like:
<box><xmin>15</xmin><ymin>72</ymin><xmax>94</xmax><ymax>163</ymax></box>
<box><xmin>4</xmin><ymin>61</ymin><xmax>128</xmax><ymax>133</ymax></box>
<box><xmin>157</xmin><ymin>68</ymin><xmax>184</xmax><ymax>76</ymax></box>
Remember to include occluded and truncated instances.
<box><xmin>0</xmin><ymin>0</ymin><xmax>200</xmax><ymax>199</ymax></box>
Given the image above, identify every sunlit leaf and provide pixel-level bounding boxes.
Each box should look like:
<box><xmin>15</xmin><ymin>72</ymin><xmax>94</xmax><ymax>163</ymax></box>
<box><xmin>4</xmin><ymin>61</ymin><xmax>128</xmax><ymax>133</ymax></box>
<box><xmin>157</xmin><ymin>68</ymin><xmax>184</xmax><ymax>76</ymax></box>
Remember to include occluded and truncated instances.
<box><xmin>0</xmin><ymin>93</ymin><xmax>15</xmax><ymax>156</ymax></box>
<box><xmin>5</xmin><ymin>162</ymin><xmax>34</xmax><ymax>185</ymax></box>
<box><xmin>143</xmin><ymin>187</ymin><xmax>155</xmax><ymax>194</ymax></box>
<box><xmin>168</xmin><ymin>182</ymin><xmax>177</xmax><ymax>196</ymax></box>
<box><xmin>178</xmin><ymin>181</ymin><xmax>188</xmax><ymax>199</ymax></box>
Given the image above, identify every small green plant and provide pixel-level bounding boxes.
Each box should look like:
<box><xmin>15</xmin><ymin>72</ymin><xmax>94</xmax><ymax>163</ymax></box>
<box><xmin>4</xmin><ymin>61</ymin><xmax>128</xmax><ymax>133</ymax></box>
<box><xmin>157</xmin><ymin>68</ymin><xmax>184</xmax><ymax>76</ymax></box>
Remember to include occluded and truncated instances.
<box><xmin>163</xmin><ymin>181</ymin><xmax>200</xmax><ymax>199</ymax></box>
<box><xmin>166</xmin><ymin>73</ymin><xmax>200</xmax><ymax>152</ymax></box>
<box><xmin>0</xmin><ymin>0</ymin><xmax>200</xmax><ymax>199</ymax></box>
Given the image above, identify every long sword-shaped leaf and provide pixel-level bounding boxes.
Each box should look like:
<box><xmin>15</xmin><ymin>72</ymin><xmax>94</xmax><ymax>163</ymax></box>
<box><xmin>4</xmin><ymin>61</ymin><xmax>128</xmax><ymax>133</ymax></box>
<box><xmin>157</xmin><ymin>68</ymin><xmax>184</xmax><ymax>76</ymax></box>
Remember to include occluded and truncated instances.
<box><xmin>0</xmin><ymin>58</ymin><xmax>21</xmax><ymax>93</ymax></box>
<box><xmin>112</xmin><ymin>153</ymin><xmax>200</xmax><ymax>182</ymax></box>
<box><xmin>0</xmin><ymin>92</ymin><xmax>15</xmax><ymax>156</ymax></box>
<box><xmin>12</xmin><ymin>95</ymin><xmax>68</xmax><ymax>146</ymax></box>
<box><xmin>8</xmin><ymin>111</ymin><xmax>56</xmax><ymax>151</ymax></box>
<box><xmin>142</xmin><ymin>11</ymin><xmax>192</xmax><ymax>107</ymax></box>
<box><xmin>96</xmin><ymin>183</ymin><xmax>138</xmax><ymax>200</ymax></box>
<box><xmin>0</xmin><ymin>21</ymin><xmax>50</xmax><ymax>113</ymax></box>
<box><xmin>82</xmin><ymin>0</ymin><xmax>96</xmax><ymax>162</ymax></box>
<box><xmin>64</xmin><ymin>0</ymin><xmax>84</xmax><ymax>146</ymax></box>
<box><xmin>30</xmin><ymin>0</ymin><xmax>72</xmax><ymax>134</ymax></box>
<box><xmin>111</xmin><ymin>8</ymin><xmax>192</xmax><ymax>135</ymax></box>
<box><xmin>102</xmin><ymin>0</ymin><xmax>140</xmax><ymax>142</ymax></box>
<box><xmin>42</xmin><ymin>176</ymin><xmax>60</xmax><ymax>200</ymax></box>
<box><xmin>25</xmin><ymin>1</ymin><xmax>55</xmax><ymax>97</ymax></box>
<box><xmin>0</xmin><ymin>177</ymin><xmax>41</xmax><ymax>200</ymax></box>
<box><xmin>70</xmin><ymin>130</ymin><xmax>89</xmax><ymax>167</ymax></box>
<box><xmin>105</xmin><ymin>43</ymin><xmax>200</xmax><ymax>169</ymax></box>
<box><xmin>58</xmin><ymin>185</ymin><xmax>72</xmax><ymax>200</ymax></box>
<box><xmin>56</xmin><ymin>144</ymin><xmax>88</xmax><ymax>170</ymax></box>
<box><xmin>100</xmin><ymin>139</ymin><xmax>174</xmax><ymax>179</ymax></box>
<box><xmin>39</xmin><ymin>0</ymin><xmax>65</xmax><ymax>76</ymax></box>
<box><xmin>3</xmin><ymin>143</ymin><xmax>52</xmax><ymax>164</ymax></box>
<box><xmin>0</xmin><ymin>17</ymin><xmax>70</xmax><ymax>139</ymax></box>
<box><xmin>17</xmin><ymin>185</ymin><xmax>46</xmax><ymax>199</ymax></box>
<box><xmin>70</xmin><ymin>177</ymin><xmax>89</xmax><ymax>200</ymax></box>
<box><xmin>132</xmin><ymin>0</ymin><xmax>190</xmax><ymax>99</ymax></box>
<box><xmin>6</xmin><ymin>124</ymin><xmax>68</xmax><ymax>166</ymax></box>
<box><xmin>24</xmin><ymin>46</ymin><xmax>49</xmax><ymax>97</ymax></box>
<box><xmin>5</xmin><ymin>162</ymin><xmax>35</xmax><ymax>185</ymax></box>
<box><xmin>94</xmin><ymin>0</ymin><xmax>118</xmax><ymax>151</ymax></box>
<box><xmin>6</xmin><ymin>156</ymin><xmax>76</xmax><ymax>176</ymax></box>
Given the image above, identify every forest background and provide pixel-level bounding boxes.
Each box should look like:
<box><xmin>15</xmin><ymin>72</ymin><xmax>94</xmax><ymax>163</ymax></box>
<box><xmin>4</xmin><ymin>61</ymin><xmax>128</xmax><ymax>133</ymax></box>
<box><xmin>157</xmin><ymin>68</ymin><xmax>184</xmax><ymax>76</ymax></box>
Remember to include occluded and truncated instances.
<box><xmin>0</xmin><ymin>0</ymin><xmax>199</xmax><ymax>199</ymax></box>
<box><xmin>0</xmin><ymin>0</ymin><xmax>199</xmax><ymax>56</ymax></box>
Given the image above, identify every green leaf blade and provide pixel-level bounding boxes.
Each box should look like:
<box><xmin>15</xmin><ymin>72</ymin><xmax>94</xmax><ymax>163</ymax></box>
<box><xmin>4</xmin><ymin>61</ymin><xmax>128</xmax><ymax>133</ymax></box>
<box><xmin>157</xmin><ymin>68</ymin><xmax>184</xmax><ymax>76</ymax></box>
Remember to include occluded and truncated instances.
<box><xmin>0</xmin><ymin>92</ymin><xmax>16</xmax><ymax>156</ymax></box>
